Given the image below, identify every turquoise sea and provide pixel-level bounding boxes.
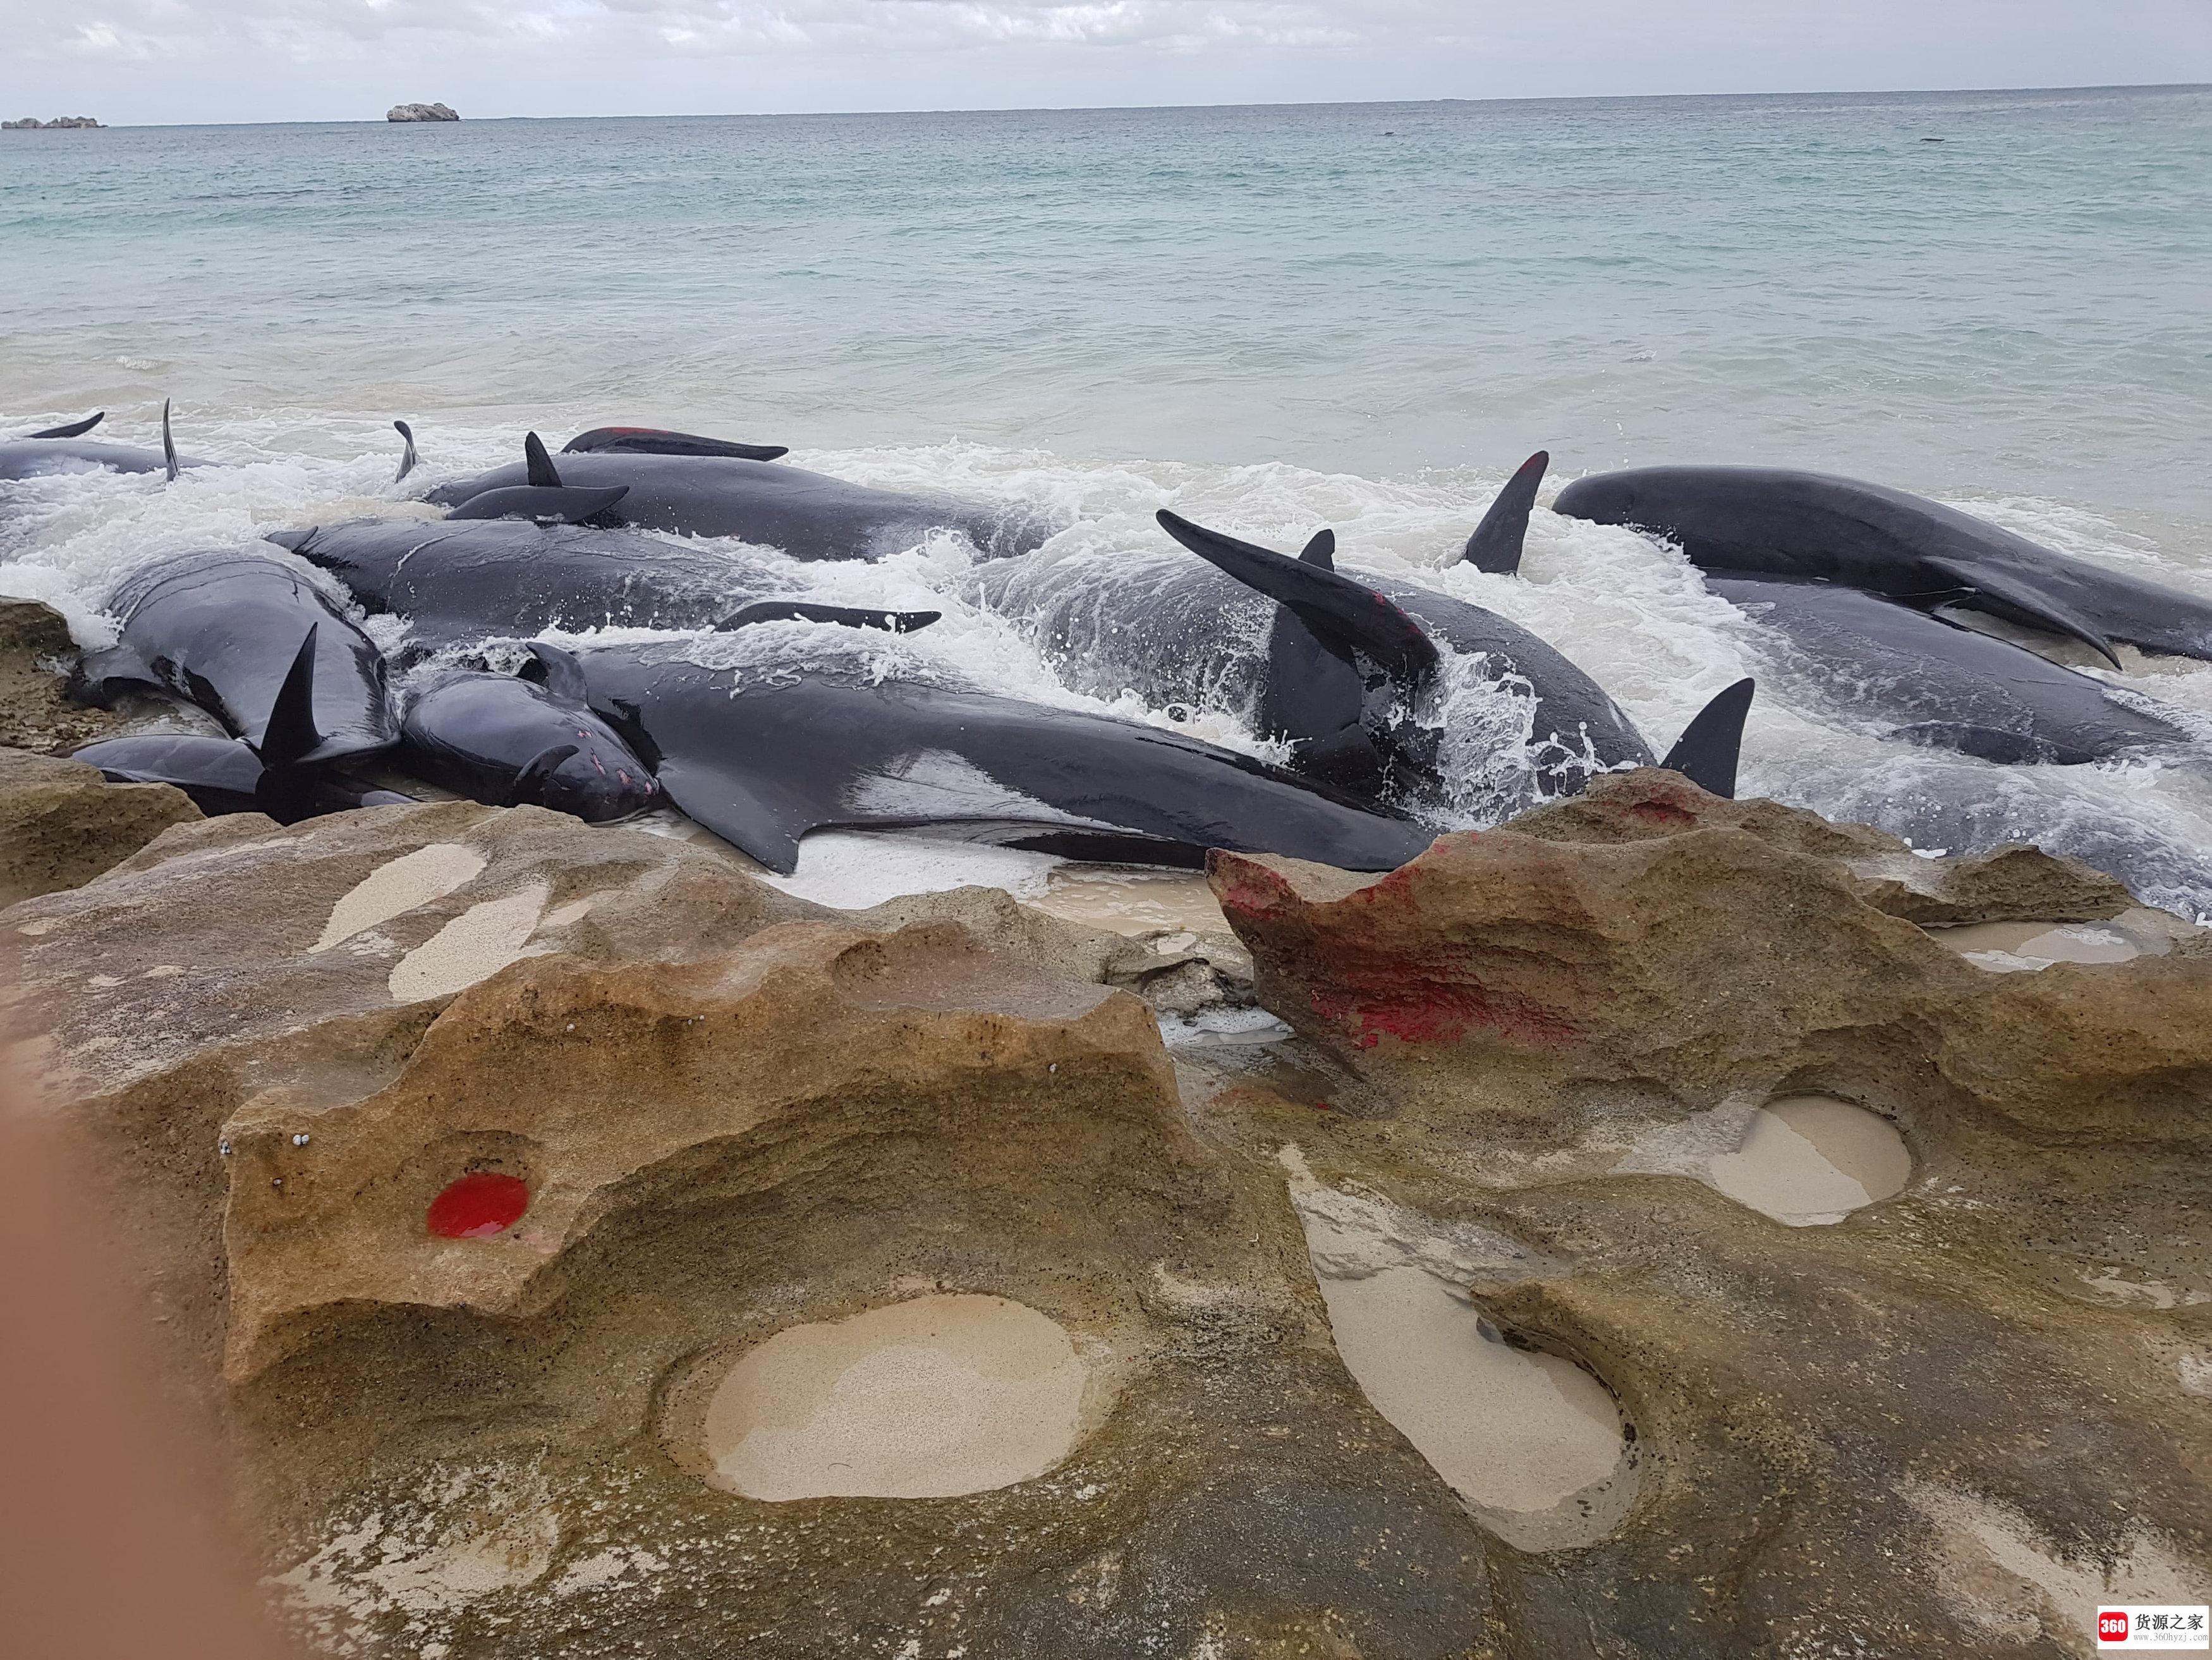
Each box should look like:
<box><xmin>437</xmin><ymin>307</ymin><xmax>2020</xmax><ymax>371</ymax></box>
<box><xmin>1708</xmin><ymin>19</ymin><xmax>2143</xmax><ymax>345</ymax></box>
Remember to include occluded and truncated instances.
<box><xmin>5</xmin><ymin>86</ymin><xmax>2212</xmax><ymax>907</ymax></box>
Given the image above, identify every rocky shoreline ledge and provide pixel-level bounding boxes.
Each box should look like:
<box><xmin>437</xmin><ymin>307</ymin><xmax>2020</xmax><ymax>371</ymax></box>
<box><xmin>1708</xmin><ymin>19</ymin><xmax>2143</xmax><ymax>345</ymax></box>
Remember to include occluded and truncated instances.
<box><xmin>1</xmin><ymin>595</ymin><xmax>2206</xmax><ymax>1656</ymax></box>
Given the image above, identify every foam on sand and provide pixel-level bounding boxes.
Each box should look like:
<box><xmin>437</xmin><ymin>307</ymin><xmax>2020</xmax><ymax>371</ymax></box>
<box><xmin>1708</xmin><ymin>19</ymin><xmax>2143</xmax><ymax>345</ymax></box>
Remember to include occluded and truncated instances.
<box><xmin>695</xmin><ymin>1295</ymin><xmax>1089</xmax><ymax>1501</ymax></box>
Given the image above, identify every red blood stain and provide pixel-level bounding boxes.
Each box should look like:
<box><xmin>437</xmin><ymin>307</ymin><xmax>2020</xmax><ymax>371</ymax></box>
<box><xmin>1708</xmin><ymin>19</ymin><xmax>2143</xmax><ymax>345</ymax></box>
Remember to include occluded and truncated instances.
<box><xmin>427</xmin><ymin>1172</ymin><xmax>529</xmax><ymax>1239</ymax></box>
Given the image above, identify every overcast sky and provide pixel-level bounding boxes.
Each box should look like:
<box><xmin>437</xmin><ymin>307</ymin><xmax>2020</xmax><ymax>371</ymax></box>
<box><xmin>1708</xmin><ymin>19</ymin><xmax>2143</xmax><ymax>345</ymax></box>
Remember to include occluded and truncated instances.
<box><xmin>8</xmin><ymin>1</ymin><xmax>2211</xmax><ymax>126</ymax></box>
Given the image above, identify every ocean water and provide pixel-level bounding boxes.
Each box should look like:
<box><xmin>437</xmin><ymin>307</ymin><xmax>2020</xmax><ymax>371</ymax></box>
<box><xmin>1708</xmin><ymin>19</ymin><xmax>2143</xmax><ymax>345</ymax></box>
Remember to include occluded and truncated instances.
<box><xmin>6</xmin><ymin>87</ymin><xmax>2212</xmax><ymax>910</ymax></box>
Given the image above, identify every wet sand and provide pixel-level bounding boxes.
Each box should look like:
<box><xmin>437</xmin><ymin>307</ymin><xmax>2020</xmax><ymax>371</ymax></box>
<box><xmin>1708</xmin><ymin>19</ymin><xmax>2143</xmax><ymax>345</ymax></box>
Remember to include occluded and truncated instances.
<box><xmin>1706</xmin><ymin>1095</ymin><xmax>1911</xmax><ymax>1226</ymax></box>
<box><xmin>1030</xmin><ymin>868</ymin><xmax>1230</xmax><ymax>939</ymax></box>
<box><xmin>1927</xmin><ymin>908</ymin><xmax>2187</xmax><ymax>972</ymax></box>
<box><xmin>696</xmin><ymin>1295</ymin><xmax>1088</xmax><ymax>1501</ymax></box>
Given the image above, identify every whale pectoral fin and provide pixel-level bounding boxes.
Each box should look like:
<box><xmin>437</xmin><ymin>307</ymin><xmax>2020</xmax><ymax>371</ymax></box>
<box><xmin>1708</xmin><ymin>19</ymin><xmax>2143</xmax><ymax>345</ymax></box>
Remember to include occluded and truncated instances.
<box><xmin>1924</xmin><ymin>556</ymin><xmax>2124</xmax><ymax>669</ymax></box>
<box><xmin>447</xmin><ymin>484</ymin><xmax>630</xmax><ymax>525</ymax></box>
<box><xmin>1299</xmin><ymin>529</ymin><xmax>1336</xmax><ymax>569</ymax></box>
<box><xmin>27</xmin><ymin>412</ymin><xmax>102</xmax><ymax>440</ymax></box>
<box><xmin>1658</xmin><ymin>677</ymin><xmax>1755</xmax><ymax>799</ymax></box>
<box><xmin>508</xmin><ymin>743</ymin><xmax>580</xmax><ymax>807</ymax></box>
<box><xmin>161</xmin><ymin>398</ymin><xmax>179</xmax><ymax>482</ymax></box>
<box><xmin>257</xmin><ymin>626</ymin><xmax>327</xmax><ymax>771</ymax></box>
<box><xmin>520</xmin><ymin>642</ymin><xmax>593</xmax><ymax>705</ymax></box>
<box><xmin>1155</xmin><ymin>510</ymin><xmax>1441</xmax><ymax>685</ymax></box>
<box><xmin>564</xmin><ymin>427</ymin><xmax>789</xmax><ymax>463</ymax></box>
<box><xmin>523</xmin><ymin>431</ymin><xmax>563</xmax><ymax>488</ymax></box>
<box><xmin>1459</xmin><ymin>451</ymin><xmax>1549</xmax><ymax>574</ymax></box>
<box><xmin>715</xmin><ymin>601</ymin><xmax>942</xmax><ymax>633</ymax></box>
<box><xmin>392</xmin><ymin>420</ymin><xmax>418</xmax><ymax>484</ymax></box>
<box><xmin>652</xmin><ymin>755</ymin><xmax>811</xmax><ymax>874</ymax></box>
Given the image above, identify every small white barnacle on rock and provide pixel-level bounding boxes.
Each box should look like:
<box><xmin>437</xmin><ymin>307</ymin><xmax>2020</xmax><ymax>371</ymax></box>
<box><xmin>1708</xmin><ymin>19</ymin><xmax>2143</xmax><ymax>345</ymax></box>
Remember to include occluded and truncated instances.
<box><xmin>291</xmin><ymin>1133</ymin><xmax>310</xmax><ymax>1147</ymax></box>
<box><xmin>218</xmin><ymin>1138</ymin><xmax>231</xmax><ymax>1156</ymax></box>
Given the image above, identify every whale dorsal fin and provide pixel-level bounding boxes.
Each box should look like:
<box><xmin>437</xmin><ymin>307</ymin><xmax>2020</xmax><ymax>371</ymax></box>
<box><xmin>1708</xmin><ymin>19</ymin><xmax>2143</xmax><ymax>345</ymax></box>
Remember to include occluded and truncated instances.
<box><xmin>1459</xmin><ymin>451</ymin><xmax>1548</xmax><ymax>574</ymax></box>
<box><xmin>565</xmin><ymin>427</ymin><xmax>789</xmax><ymax>463</ymax></box>
<box><xmin>27</xmin><ymin>412</ymin><xmax>102</xmax><ymax>440</ymax></box>
<box><xmin>257</xmin><ymin>625</ymin><xmax>325</xmax><ymax>771</ymax></box>
<box><xmin>1155</xmin><ymin>510</ymin><xmax>1440</xmax><ymax>685</ymax></box>
<box><xmin>1923</xmin><ymin>556</ymin><xmax>2123</xmax><ymax>669</ymax></box>
<box><xmin>161</xmin><ymin>399</ymin><xmax>179</xmax><ymax>483</ymax></box>
<box><xmin>717</xmin><ymin>601</ymin><xmax>941</xmax><ymax>633</ymax></box>
<box><xmin>520</xmin><ymin>642</ymin><xmax>592</xmax><ymax>705</ymax></box>
<box><xmin>1299</xmin><ymin>530</ymin><xmax>1335</xmax><ymax>570</ymax></box>
<box><xmin>523</xmin><ymin>431</ymin><xmax>562</xmax><ymax>489</ymax></box>
<box><xmin>447</xmin><ymin>483</ymin><xmax>630</xmax><ymax>525</ymax></box>
<box><xmin>1658</xmin><ymin>677</ymin><xmax>1754</xmax><ymax>800</ymax></box>
<box><xmin>508</xmin><ymin>743</ymin><xmax>580</xmax><ymax>807</ymax></box>
<box><xmin>392</xmin><ymin>420</ymin><xmax>418</xmax><ymax>484</ymax></box>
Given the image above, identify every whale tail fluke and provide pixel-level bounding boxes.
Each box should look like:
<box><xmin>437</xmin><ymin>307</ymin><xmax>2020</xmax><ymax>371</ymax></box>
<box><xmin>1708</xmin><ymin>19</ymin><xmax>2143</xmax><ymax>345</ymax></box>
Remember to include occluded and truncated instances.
<box><xmin>161</xmin><ymin>399</ymin><xmax>179</xmax><ymax>482</ymax></box>
<box><xmin>1459</xmin><ymin>451</ymin><xmax>1548</xmax><ymax>575</ymax></box>
<box><xmin>447</xmin><ymin>482</ymin><xmax>631</xmax><ymax>525</ymax></box>
<box><xmin>1658</xmin><ymin>677</ymin><xmax>1755</xmax><ymax>800</ymax></box>
<box><xmin>392</xmin><ymin>420</ymin><xmax>418</xmax><ymax>484</ymax></box>
<box><xmin>1155</xmin><ymin>510</ymin><xmax>1440</xmax><ymax>683</ymax></box>
<box><xmin>1922</xmin><ymin>556</ymin><xmax>2124</xmax><ymax>670</ymax></box>
<box><xmin>258</xmin><ymin>626</ymin><xmax>327</xmax><ymax>772</ymax></box>
<box><xmin>565</xmin><ymin>426</ymin><xmax>789</xmax><ymax>463</ymax></box>
<box><xmin>26</xmin><ymin>412</ymin><xmax>103</xmax><ymax>440</ymax></box>
<box><xmin>717</xmin><ymin>601</ymin><xmax>942</xmax><ymax>634</ymax></box>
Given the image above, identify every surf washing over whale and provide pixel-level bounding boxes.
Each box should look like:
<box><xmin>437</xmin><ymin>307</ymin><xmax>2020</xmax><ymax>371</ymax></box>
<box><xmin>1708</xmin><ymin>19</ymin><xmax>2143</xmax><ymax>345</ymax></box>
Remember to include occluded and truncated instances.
<box><xmin>6</xmin><ymin>398</ymin><xmax>2212</xmax><ymax>917</ymax></box>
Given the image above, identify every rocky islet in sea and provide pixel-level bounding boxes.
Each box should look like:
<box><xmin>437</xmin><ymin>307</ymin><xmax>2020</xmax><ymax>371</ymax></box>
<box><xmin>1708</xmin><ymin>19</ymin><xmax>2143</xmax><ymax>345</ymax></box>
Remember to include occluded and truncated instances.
<box><xmin>386</xmin><ymin>102</ymin><xmax>459</xmax><ymax>123</ymax></box>
<box><xmin>4</xmin><ymin>116</ymin><xmax>102</xmax><ymax>130</ymax></box>
<box><xmin>0</xmin><ymin>588</ymin><xmax>2206</xmax><ymax>1656</ymax></box>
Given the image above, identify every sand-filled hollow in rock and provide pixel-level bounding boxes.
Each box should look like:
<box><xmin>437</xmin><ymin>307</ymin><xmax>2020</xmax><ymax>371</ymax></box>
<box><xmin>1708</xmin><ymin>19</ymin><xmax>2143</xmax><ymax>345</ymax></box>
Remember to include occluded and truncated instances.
<box><xmin>678</xmin><ymin>1295</ymin><xmax>1092</xmax><ymax>1501</ymax></box>
<box><xmin>1708</xmin><ymin>1095</ymin><xmax>1912</xmax><ymax>1226</ymax></box>
<box><xmin>1926</xmin><ymin>907</ymin><xmax>2191</xmax><ymax>973</ymax></box>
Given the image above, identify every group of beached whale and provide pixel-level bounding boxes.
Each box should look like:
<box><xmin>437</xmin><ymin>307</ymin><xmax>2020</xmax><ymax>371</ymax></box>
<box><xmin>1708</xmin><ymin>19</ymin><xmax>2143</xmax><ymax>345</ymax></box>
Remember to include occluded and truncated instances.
<box><xmin>8</xmin><ymin>403</ymin><xmax>2212</xmax><ymax>877</ymax></box>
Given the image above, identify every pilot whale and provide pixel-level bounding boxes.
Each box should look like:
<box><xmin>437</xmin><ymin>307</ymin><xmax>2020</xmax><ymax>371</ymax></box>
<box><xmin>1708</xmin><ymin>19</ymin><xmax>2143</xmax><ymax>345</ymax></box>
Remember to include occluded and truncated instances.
<box><xmin>399</xmin><ymin>667</ymin><xmax>663</xmax><ymax>821</ymax></box>
<box><xmin>972</xmin><ymin>458</ymin><xmax>1750</xmax><ymax>812</ymax></box>
<box><xmin>270</xmin><ymin>517</ymin><xmax>936</xmax><ymax>649</ymax></box>
<box><xmin>427</xmin><ymin>429</ymin><xmax>1059</xmax><ymax>561</ymax></box>
<box><xmin>0</xmin><ymin>403</ymin><xmax>203</xmax><ymax>483</ymax></box>
<box><xmin>521</xmin><ymin>633</ymin><xmax>1436</xmax><ymax>875</ymax></box>
<box><xmin>1708</xmin><ymin>575</ymin><xmax>2196</xmax><ymax>765</ymax></box>
<box><xmin>72</xmin><ymin>628</ymin><xmax>413</xmax><ymax>819</ymax></box>
<box><xmin>73</xmin><ymin>551</ymin><xmax>398</xmax><ymax>762</ymax></box>
<box><xmin>1552</xmin><ymin>465</ymin><xmax>2212</xmax><ymax>668</ymax></box>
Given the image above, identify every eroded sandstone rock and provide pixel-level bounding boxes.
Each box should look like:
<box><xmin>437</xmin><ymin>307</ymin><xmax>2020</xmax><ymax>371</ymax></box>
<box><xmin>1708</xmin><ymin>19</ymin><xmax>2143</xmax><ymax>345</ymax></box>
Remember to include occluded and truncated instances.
<box><xmin>0</xmin><ymin>599</ymin><xmax>131</xmax><ymax>754</ymax></box>
<box><xmin>0</xmin><ymin>744</ymin><xmax>199</xmax><ymax>907</ymax></box>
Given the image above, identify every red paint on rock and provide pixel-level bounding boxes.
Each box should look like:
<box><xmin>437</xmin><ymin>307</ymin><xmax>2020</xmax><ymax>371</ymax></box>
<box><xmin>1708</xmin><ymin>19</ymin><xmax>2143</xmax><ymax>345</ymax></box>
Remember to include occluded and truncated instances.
<box><xmin>427</xmin><ymin>1172</ymin><xmax>530</xmax><ymax>1239</ymax></box>
<box><xmin>1309</xmin><ymin>970</ymin><xmax>1581</xmax><ymax>1052</ymax></box>
<box><xmin>1627</xmin><ymin>800</ymin><xmax>1698</xmax><ymax>827</ymax></box>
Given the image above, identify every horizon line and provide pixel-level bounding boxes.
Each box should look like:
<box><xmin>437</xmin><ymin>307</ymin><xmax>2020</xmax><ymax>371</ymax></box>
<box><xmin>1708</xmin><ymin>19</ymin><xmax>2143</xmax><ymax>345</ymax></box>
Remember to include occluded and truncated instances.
<box><xmin>21</xmin><ymin>79</ymin><xmax>2209</xmax><ymax>130</ymax></box>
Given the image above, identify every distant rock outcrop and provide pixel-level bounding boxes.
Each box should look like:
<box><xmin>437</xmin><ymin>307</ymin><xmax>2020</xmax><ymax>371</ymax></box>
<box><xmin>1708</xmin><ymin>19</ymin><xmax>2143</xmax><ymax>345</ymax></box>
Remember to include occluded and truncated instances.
<box><xmin>386</xmin><ymin>102</ymin><xmax>459</xmax><ymax>123</ymax></box>
<box><xmin>3</xmin><ymin>116</ymin><xmax>102</xmax><ymax>130</ymax></box>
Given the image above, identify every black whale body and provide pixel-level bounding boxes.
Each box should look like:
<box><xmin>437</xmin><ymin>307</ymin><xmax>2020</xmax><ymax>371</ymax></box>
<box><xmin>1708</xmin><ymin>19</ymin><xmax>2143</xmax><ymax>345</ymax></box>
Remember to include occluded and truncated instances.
<box><xmin>73</xmin><ymin>551</ymin><xmax>398</xmax><ymax>763</ymax></box>
<box><xmin>428</xmin><ymin>451</ymin><xmax>1058</xmax><ymax>562</ymax></box>
<box><xmin>1553</xmin><ymin>465</ymin><xmax>2212</xmax><ymax>666</ymax></box>
<box><xmin>968</xmin><ymin>547</ymin><xmax>1656</xmax><ymax>808</ymax></box>
<box><xmin>399</xmin><ymin>667</ymin><xmax>662</xmax><ymax>821</ymax></box>
<box><xmin>531</xmin><ymin>637</ymin><xmax>1436</xmax><ymax>875</ymax></box>
<box><xmin>272</xmin><ymin>518</ymin><xmax>803</xmax><ymax>647</ymax></box>
<box><xmin>1707</xmin><ymin>575</ymin><xmax>2196</xmax><ymax>764</ymax></box>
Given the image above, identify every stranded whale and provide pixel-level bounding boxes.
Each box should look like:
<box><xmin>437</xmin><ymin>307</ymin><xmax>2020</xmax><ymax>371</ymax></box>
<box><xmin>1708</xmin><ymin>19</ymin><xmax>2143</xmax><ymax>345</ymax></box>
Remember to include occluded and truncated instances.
<box><xmin>973</xmin><ymin>465</ymin><xmax>1751</xmax><ymax>814</ymax></box>
<box><xmin>0</xmin><ymin>403</ymin><xmax>202</xmax><ymax>483</ymax></box>
<box><xmin>1706</xmin><ymin>575</ymin><xmax>2197</xmax><ymax>765</ymax></box>
<box><xmin>1552</xmin><ymin>465</ymin><xmax>2212</xmax><ymax>668</ymax></box>
<box><xmin>399</xmin><ymin>667</ymin><xmax>663</xmax><ymax>821</ymax></box>
<box><xmin>427</xmin><ymin>429</ymin><xmax>1059</xmax><ymax>561</ymax></box>
<box><xmin>73</xmin><ymin>550</ymin><xmax>398</xmax><ymax>762</ymax></box>
<box><xmin>272</xmin><ymin>517</ymin><xmax>936</xmax><ymax>649</ymax></box>
<box><xmin>523</xmin><ymin>632</ymin><xmax>1437</xmax><ymax>875</ymax></box>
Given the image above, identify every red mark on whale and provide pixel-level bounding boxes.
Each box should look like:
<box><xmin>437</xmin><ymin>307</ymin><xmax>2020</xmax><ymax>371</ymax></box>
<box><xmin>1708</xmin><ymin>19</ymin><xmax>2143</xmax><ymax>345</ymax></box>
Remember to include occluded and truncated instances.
<box><xmin>427</xmin><ymin>1172</ymin><xmax>530</xmax><ymax>1239</ymax></box>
